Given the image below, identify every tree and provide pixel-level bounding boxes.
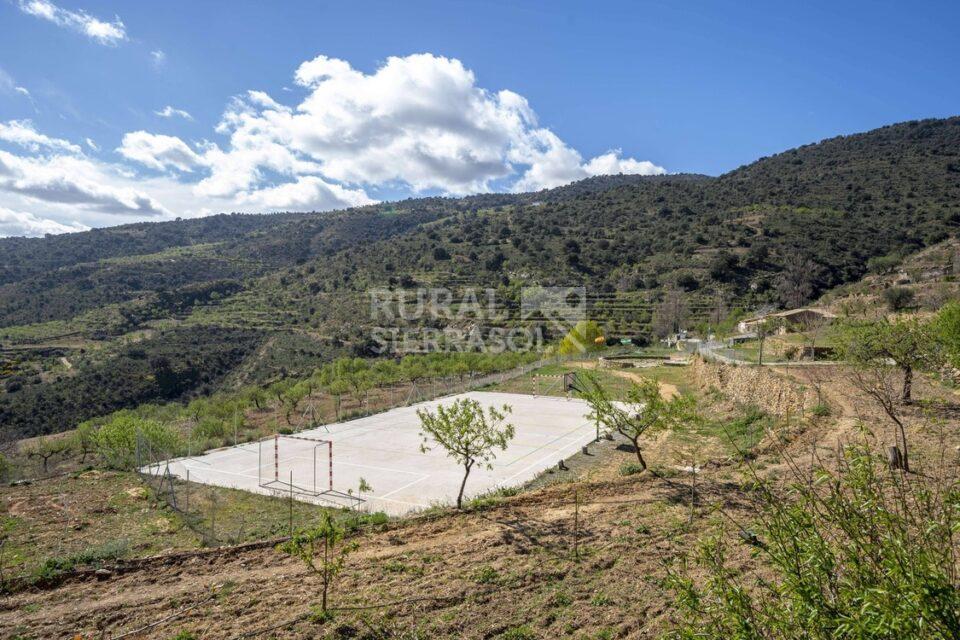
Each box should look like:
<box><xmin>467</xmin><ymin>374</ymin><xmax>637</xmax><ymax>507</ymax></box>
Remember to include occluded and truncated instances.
<box><xmin>838</xmin><ymin>317</ymin><xmax>939</xmax><ymax>472</ymax></box>
<box><xmin>882</xmin><ymin>286</ymin><xmax>915</xmax><ymax>311</ymax></box>
<box><xmin>756</xmin><ymin>318</ymin><xmax>779</xmax><ymax>366</ymax></box>
<box><xmin>930</xmin><ymin>301</ymin><xmax>960</xmax><ymax>368</ymax></box>
<box><xmin>279</xmin><ymin>512</ymin><xmax>356</xmax><ymax>613</ymax></box>
<box><xmin>652</xmin><ymin>286</ymin><xmax>689</xmax><ymax>338</ymax></box>
<box><xmin>417</xmin><ymin>399</ymin><xmax>514</xmax><ymax>509</ymax></box>
<box><xmin>24</xmin><ymin>436</ymin><xmax>71</xmax><ymax>474</ymax></box>
<box><xmin>557</xmin><ymin>320</ymin><xmax>603</xmax><ymax>355</ymax></box>
<box><xmin>839</xmin><ymin>318</ymin><xmax>934</xmax><ymax>402</ymax></box>
<box><xmin>72</xmin><ymin>421</ymin><xmax>99</xmax><ymax>463</ymax></box>
<box><xmin>94</xmin><ymin>412</ymin><xmax>182</xmax><ymax>469</ymax></box>
<box><xmin>578</xmin><ymin>373</ymin><xmax>699</xmax><ymax>470</ymax></box>
<box><xmin>777</xmin><ymin>252</ymin><xmax>818</xmax><ymax>308</ymax></box>
<box><xmin>357</xmin><ymin>477</ymin><xmax>372</xmax><ymax>501</ymax></box>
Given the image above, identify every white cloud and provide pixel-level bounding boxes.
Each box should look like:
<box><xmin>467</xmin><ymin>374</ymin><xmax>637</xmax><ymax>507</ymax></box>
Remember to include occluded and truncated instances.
<box><xmin>234</xmin><ymin>175</ymin><xmax>375</xmax><ymax>212</ymax></box>
<box><xmin>0</xmin><ymin>54</ymin><xmax>664</xmax><ymax>235</ymax></box>
<box><xmin>117</xmin><ymin>131</ymin><xmax>203</xmax><ymax>172</ymax></box>
<box><xmin>17</xmin><ymin>0</ymin><xmax>127</xmax><ymax>46</ymax></box>
<box><xmin>84</xmin><ymin>137</ymin><xmax>99</xmax><ymax>152</ymax></box>
<box><xmin>0</xmin><ymin>205</ymin><xmax>88</xmax><ymax>237</ymax></box>
<box><xmin>582</xmin><ymin>150</ymin><xmax>665</xmax><ymax>177</ymax></box>
<box><xmin>0</xmin><ymin>120</ymin><xmax>81</xmax><ymax>154</ymax></box>
<box><xmin>0</xmin><ymin>67</ymin><xmax>28</xmax><ymax>97</ymax></box>
<box><xmin>154</xmin><ymin>105</ymin><xmax>193</xmax><ymax>121</ymax></box>
<box><xmin>134</xmin><ymin>53</ymin><xmax>664</xmax><ymax>199</ymax></box>
<box><xmin>151</xmin><ymin>50</ymin><xmax>166</xmax><ymax>68</ymax></box>
<box><xmin>0</xmin><ymin>149</ymin><xmax>167</xmax><ymax>216</ymax></box>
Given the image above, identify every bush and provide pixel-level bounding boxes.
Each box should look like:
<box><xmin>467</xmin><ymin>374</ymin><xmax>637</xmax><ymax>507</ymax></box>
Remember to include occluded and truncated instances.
<box><xmin>810</xmin><ymin>402</ymin><xmax>831</xmax><ymax>417</ymax></box>
<box><xmin>882</xmin><ymin>286</ymin><xmax>915</xmax><ymax>311</ymax></box>
<box><xmin>666</xmin><ymin>447</ymin><xmax>960</xmax><ymax>639</ymax></box>
<box><xmin>619</xmin><ymin>462</ymin><xmax>645</xmax><ymax>476</ymax></box>
<box><xmin>34</xmin><ymin>538</ymin><xmax>129</xmax><ymax>581</ymax></box>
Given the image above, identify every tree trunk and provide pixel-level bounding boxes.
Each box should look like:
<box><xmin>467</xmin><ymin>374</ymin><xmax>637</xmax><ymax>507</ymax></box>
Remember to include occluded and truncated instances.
<box><xmin>457</xmin><ymin>463</ymin><xmax>473</xmax><ymax>509</ymax></box>
<box><xmin>632</xmin><ymin>439</ymin><xmax>647</xmax><ymax>470</ymax></box>
<box><xmin>758</xmin><ymin>336</ymin><xmax>764</xmax><ymax>366</ymax></box>
<box><xmin>901</xmin><ymin>366</ymin><xmax>913</xmax><ymax>402</ymax></box>
<box><xmin>322</xmin><ymin>538</ymin><xmax>329</xmax><ymax>611</ymax></box>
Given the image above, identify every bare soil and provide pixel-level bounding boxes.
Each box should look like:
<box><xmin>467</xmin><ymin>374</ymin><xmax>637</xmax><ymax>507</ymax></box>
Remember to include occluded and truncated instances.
<box><xmin>2</xmin><ymin>364</ymin><xmax>956</xmax><ymax>639</ymax></box>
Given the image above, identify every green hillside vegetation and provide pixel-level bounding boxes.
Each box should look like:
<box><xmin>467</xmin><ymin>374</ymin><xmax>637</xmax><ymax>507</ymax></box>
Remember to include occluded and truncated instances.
<box><xmin>1</xmin><ymin>117</ymin><xmax>959</xmax><ymax>440</ymax></box>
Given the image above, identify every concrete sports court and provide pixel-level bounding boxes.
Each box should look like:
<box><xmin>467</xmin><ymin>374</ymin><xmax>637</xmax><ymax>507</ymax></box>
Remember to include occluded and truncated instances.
<box><xmin>152</xmin><ymin>391</ymin><xmax>599</xmax><ymax>516</ymax></box>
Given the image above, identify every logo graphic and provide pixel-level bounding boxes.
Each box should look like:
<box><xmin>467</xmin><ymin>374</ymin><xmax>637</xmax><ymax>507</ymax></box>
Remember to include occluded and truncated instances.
<box><xmin>521</xmin><ymin>286</ymin><xmax>587</xmax><ymax>351</ymax></box>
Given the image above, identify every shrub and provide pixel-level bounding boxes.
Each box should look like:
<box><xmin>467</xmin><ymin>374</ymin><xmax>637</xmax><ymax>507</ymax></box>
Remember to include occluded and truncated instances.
<box><xmin>810</xmin><ymin>402</ymin><xmax>831</xmax><ymax>417</ymax></box>
<box><xmin>882</xmin><ymin>286</ymin><xmax>915</xmax><ymax>311</ymax></box>
<box><xmin>666</xmin><ymin>447</ymin><xmax>960</xmax><ymax>639</ymax></box>
<box><xmin>34</xmin><ymin>538</ymin><xmax>129</xmax><ymax>581</ymax></box>
<box><xmin>619</xmin><ymin>462</ymin><xmax>645</xmax><ymax>476</ymax></box>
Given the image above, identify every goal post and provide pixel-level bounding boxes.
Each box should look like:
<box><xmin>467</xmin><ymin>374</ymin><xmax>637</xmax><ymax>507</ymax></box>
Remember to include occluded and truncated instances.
<box><xmin>258</xmin><ymin>434</ymin><xmax>333</xmax><ymax>497</ymax></box>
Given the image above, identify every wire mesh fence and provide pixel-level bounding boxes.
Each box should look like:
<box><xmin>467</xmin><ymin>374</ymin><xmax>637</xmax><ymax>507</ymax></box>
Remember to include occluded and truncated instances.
<box><xmin>136</xmin><ymin>351</ymin><xmax>600</xmax><ymax>545</ymax></box>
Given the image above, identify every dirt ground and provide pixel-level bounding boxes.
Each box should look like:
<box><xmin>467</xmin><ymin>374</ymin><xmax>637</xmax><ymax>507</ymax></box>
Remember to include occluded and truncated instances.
<box><xmin>2</xmin><ymin>364</ymin><xmax>957</xmax><ymax>639</ymax></box>
<box><xmin>569</xmin><ymin>360</ymin><xmax>680</xmax><ymax>399</ymax></box>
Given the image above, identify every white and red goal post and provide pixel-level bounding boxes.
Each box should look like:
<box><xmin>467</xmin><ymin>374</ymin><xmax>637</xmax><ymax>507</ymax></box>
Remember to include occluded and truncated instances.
<box><xmin>258</xmin><ymin>434</ymin><xmax>333</xmax><ymax>497</ymax></box>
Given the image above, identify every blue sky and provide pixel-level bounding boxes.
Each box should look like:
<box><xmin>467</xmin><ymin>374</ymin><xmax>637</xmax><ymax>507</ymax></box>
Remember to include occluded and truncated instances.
<box><xmin>0</xmin><ymin>0</ymin><xmax>958</xmax><ymax>236</ymax></box>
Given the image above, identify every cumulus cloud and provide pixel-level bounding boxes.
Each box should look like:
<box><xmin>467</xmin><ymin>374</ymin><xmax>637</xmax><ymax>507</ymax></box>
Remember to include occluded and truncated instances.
<box><xmin>0</xmin><ymin>149</ymin><xmax>167</xmax><ymax>216</ymax></box>
<box><xmin>0</xmin><ymin>205</ymin><xmax>88</xmax><ymax>237</ymax></box>
<box><xmin>17</xmin><ymin>0</ymin><xmax>126</xmax><ymax>45</ymax></box>
<box><xmin>155</xmin><ymin>105</ymin><xmax>193</xmax><ymax>120</ymax></box>
<box><xmin>3</xmin><ymin>53</ymin><xmax>664</xmax><ymax>235</ymax></box>
<box><xmin>150</xmin><ymin>50</ymin><xmax>166</xmax><ymax>68</ymax></box>
<box><xmin>127</xmin><ymin>53</ymin><xmax>663</xmax><ymax>200</ymax></box>
<box><xmin>234</xmin><ymin>175</ymin><xmax>375</xmax><ymax>211</ymax></box>
<box><xmin>117</xmin><ymin>131</ymin><xmax>203</xmax><ymax>172</ymax></box>
<box><xmin>0</xmin><ymin>120</ymin><xmax>82</xmax><ymax>154</ymax></box>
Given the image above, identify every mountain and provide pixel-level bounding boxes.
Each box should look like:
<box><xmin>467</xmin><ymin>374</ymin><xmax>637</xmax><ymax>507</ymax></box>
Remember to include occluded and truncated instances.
<box><xmin>1</xmin><ymin>116</ymin><xmax>959</xmax><ymax>439</ymax></box>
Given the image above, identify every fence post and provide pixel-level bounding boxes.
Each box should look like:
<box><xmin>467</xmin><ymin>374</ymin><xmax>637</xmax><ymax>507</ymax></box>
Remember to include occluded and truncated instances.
<box><xmin>573</xmin><ymin>487</ymin><xmax>580</xmax><ymax>562</ymax></box>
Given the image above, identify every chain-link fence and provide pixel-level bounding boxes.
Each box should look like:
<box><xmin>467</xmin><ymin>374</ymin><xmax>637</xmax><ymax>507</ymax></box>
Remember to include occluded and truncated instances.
<box><xmin>137</xmin><ymin>351</ymin><xmax>601</xmax><ymax>545</ymax></box>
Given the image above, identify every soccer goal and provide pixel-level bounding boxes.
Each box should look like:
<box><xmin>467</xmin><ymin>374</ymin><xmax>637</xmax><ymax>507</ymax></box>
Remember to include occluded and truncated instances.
<box><xmin>258</xmin><ymin>434</ymin><xmax>333</xmax><ymax>497</ymax></box>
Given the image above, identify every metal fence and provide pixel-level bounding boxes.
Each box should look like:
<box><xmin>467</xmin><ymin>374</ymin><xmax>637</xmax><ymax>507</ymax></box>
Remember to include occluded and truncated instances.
<box><xmin>136</xmin><ymin>350</ymin><xmax>599</xmax><ymax>545</ymax></box>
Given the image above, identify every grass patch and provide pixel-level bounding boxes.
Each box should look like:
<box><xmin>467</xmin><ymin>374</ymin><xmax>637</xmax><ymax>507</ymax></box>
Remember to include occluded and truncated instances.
<box><xmin>33</xmin><ymin>538</ymin><xmax>129</xmax><ymax>581</ymax></box>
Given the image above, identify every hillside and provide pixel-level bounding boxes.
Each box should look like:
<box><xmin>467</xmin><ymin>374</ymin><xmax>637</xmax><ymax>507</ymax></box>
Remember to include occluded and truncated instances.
<box><xmin>1</xmin><ymin>117</ymin><xmax>959</xmax><ymax>440</ymax></box>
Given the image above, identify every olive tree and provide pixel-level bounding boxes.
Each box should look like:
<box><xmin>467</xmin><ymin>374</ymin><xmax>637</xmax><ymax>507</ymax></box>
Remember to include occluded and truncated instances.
<box><xmin>417</xmin><ymin>398</ymin><xmax>514</xmax><ymax>509</ymax></box>
<box><xmin>578</xmin><ymin>373</ymin><xmax>698</xmax><ymax>471</ymax></box>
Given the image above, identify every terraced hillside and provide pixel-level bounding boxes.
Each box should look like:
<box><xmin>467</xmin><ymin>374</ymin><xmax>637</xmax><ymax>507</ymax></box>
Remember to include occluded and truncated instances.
<box><xmin>1</xmin><ymin>117</ymin><xmax>959</xmax><ymax>440</ymax></box>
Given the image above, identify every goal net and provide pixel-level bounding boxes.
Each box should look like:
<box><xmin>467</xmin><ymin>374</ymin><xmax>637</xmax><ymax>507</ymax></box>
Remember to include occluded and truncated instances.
<box><xmin>258</xmin><ymin>434</ymin><xmax>333</xmax><ymax>498</ymax></box>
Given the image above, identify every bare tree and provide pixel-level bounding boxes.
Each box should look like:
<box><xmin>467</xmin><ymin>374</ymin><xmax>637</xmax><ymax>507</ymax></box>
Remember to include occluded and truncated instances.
<box><xmin>850</xmin><ymin>365</ymin><xmax>911</xmax><ymax>472</ymax></box>
<box><xmin>777</xmin><ymin>252</ymin><xmax>817</xmax><ymax>309</ymax></box>
<box><xmin>652</xmin><ymin>285</ymin><xmax>689</xmax><ymax>338</ymax></box>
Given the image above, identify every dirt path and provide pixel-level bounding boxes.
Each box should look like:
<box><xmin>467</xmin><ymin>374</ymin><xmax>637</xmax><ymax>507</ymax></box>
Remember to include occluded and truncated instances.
<box><xmin>571</xmin><ymin>360</ymin><xmax>679</xmax><ymax>399</ymax></box>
